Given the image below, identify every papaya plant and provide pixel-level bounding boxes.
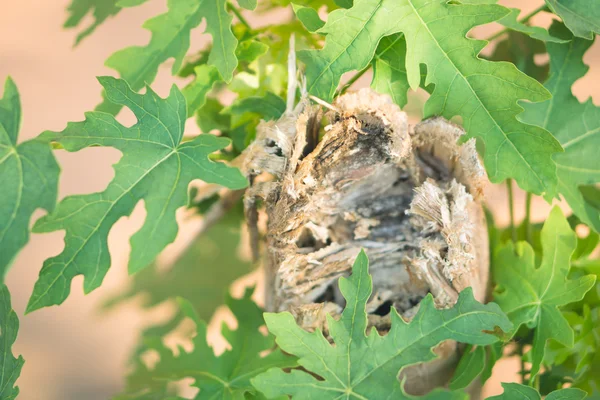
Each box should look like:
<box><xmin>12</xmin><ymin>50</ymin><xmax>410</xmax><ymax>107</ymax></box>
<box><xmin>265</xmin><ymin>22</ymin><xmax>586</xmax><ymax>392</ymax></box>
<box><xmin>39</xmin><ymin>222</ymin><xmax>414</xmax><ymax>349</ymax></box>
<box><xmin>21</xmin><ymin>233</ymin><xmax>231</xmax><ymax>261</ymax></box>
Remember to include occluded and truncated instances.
<box><xmin>1</xmin><ymin>0</ymin><xmax>600</xmax><ymax>398</ymax></box>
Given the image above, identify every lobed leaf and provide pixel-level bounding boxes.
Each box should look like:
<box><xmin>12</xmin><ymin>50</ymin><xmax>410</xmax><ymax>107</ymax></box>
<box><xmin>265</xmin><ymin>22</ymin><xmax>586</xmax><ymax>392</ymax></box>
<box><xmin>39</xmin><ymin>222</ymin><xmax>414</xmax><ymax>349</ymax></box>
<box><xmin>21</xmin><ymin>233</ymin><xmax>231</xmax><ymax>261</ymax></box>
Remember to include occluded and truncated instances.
<box><xmin>64</xmin><ymin>0</ymin><xmax>121</xmax><ymax>45</ymax></box>
<box><xmin>118</xmin><ymin>288</ymin><xmax>295</xmax><ymax>399</ymax></box>
<box><xmin>545</xmin><ymin>0</ymin><xmax>600</xmax><ymax>40</ymax></box>
<box><xmin>0</xmin><ymin>78</ymin><xmax>59</xmax><ymax>280</ymax></box>
<box><xmin>487</xmin><ymin>31</ymin><xmax>549</xmax><ymax>84</ymax></box>
<box><xmin>0</xmin><ymin>284</ymin><xmax>24</xmax><ymax>400</ymax></box>
<box><xmin>27</xmin><ymin>77</ymin><xmax>247</xmax><ymax>313</ymax></box>
<box><xmin>497</xmin><ymin>7</ymin><xmax>568</xmax><ymax>43</ymax></box>
<box><xmin>488</xmin><ymin>382</ymin><xmax>586</xmax><ymax>400</ymax></box>
<box><xmin>252</xmin><ymin>250</ymin><xmax>512</xmax><ymax>399</ymax></box>
<box><xmin>493</xmin><ymin>206</ymin><xmax>596</xmax><ymax>378</ymax></box>
<box><xmin>521</xmin><ymin>26</ymin><xmax>600</xmax><ymax>232</ymax></box>
<box><xmin>182</xmin><ymin>65</ymin><xmax>222</xmax><ymax>117</ymax></box>
<box><xmin>99</xmin><ymin>0</ymin><xmax>237</xmax><ymax>113</ymax></box>
<box><xmin>292</xmin><ymin>3</ymin><xmax>325</xmax><ymax>33</ymax></box>
<box><xmin>449</xmin><ymin>345</ymin><xmax>486</xmax><ymax>390</ymax></box>
<box><xmin>299</xmin><ymin>0</ymin><xmax>562</xmax><ymax>196</ymax></box>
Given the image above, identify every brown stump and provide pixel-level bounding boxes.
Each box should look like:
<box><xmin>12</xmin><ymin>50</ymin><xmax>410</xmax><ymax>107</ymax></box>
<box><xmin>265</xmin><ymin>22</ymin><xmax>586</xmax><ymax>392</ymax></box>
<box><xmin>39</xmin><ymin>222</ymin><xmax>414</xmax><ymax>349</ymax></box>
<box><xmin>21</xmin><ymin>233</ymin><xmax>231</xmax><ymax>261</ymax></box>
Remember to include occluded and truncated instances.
<box><xmin>246</xmin><ymin>89</ymin><xmax>489</xmax><ymax>395</ymax></box>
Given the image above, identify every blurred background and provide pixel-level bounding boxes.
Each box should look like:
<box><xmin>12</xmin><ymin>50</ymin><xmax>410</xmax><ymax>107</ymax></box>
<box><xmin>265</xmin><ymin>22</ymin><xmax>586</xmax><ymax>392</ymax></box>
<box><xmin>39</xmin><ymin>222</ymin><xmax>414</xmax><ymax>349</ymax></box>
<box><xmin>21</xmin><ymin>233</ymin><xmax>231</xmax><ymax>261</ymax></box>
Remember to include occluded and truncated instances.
<box><xmin>1</xmin><ymin>0</ymin><xmax>598</xmax><ymax>399</ymax></box>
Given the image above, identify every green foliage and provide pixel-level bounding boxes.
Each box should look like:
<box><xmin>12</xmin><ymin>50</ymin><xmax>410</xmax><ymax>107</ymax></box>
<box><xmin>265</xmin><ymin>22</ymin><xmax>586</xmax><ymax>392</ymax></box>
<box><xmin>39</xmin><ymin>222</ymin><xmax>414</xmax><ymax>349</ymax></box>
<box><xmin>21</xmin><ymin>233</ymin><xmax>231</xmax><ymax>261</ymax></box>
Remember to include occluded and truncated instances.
<box><xmin>182</xmin><ymin>65</ymin><xmax>222</xmax><ymax>117</ymax></box>
<box><xmin>292</xmin><ymin>3</ymin><xmax>325</xmax><ymax>32</ymax></box>
<box><xmin>103</xmin><ymin>204</ymin><xmax>253</xmax><ymax>347</ymax></box>
<box><xmin>449</xmin><ymin>345</ymin><xmax>486</xmax><ymax>390</ymax></box>
<box><xmin>27</xmin><ymin>77</ymin><xmax>247</xmax><ymax>313</ymax></box>
<box><xmin>371</xmin><ymin>34</ymin><xmax>410</xmax><ymax>108</ymax></box>
<box><xmin>545</xmin><ymin>0</ymin><xmax>600</xmax><ymax>40</ymax></box>
<box><xmin>497</xmin><ymin>8</ymin><xmax>568</xmax><ymax>43</ymax></box>
<box><xmin>64</xmin><ymin>0</ymin><xmax>121</xmax><ymax>45</ymax></box>
<box><xmin>493</xmin><ymin>206</ymin><xmax>596</xmax><ymax>379</ymax></box>
<box><xmin>0</xmin><ymin>284</ymin><xmax>24</xmax><ymax>400</ymax></box>
<box><xmin>225</xmin><ymin>92</ymin><xmax>286</xmax><ymax>121</ymax></box>
<box><xmin>4</xmin><ymin>0</ymin><xmax>600</xmax><ymax>397</ymax></box>
<box><xmin>99</xmin><ymin>0</ymin><xmax>237</xmax><ymax>113</ymax></box>
<box><xmin>487</xmin><ymin>31</ymin><xmax>549</xmax><ymax>83</ymax></box>
<box><xmin>300</xmin><ymin>0</ymin><xmax>562</xmax><ymax>196</ymax></box>
<box><xmin>64</xmin><ymin>0</ymin><xmax>151</xmax><ymax>45</ymax></box>
<box><xmin>450</xmin><ymin>341</ymin><xmax>503</xmax><ymax>391</ymax></box>
<box><xmin>117</xmin><ymin>288</ymin><xmax>296</xmax><ymax>399</ymax></box>
<box><xmin>0</xmin><ymin>78</ymin><xmax>59</xmax><ymax>280</ymax></box>
<box><xmin>252</xmin><ymin>251</ymin><xmax>512</xmax><ymax>399</ymax></box>
<box><xmin>521</xmin><ymin>27</ymin><xmax>600</xmax><ymax>232</ymax></box>
<box><xmin>488</xmin><ymin>382</ymin><xmax>586</xmax><ymax>400</ymax></box>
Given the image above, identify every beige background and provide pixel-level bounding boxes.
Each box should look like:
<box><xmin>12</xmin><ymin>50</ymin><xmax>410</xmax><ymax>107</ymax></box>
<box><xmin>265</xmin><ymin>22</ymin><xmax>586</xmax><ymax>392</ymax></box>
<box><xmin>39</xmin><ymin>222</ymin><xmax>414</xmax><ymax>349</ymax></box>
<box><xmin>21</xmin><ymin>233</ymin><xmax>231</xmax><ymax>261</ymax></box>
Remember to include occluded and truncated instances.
<box><xmin>1</xmin><ymin>1</ymin><xmax>598</xmax><ymax>399</ymax></box>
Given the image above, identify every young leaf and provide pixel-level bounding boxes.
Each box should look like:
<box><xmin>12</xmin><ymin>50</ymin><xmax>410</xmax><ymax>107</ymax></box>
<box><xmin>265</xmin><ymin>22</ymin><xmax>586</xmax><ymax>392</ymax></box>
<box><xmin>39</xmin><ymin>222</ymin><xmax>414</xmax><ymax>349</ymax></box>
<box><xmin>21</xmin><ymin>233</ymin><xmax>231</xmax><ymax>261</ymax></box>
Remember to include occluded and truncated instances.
<box><xmin>488</xmin><ymin>383</ymin><xmax>587</xmax><ymax>400</ymax></box>
<box><xmin>99</xmin><ymin>0</ymin><xmax>237</xmax><ymax>113</ymax></box>
<box><xmin>299</xmin><ymin>0</ymin><xmax>562</xmax><ymax>196</ymax></box>
<box><xmin>64</xmin><ymin>0</ymin><xmax>121</xmax><ymax>45</ymax></box>
<box><xmin>0</xmin><ymin>284</ymin><xmax>24</xmax><ymax>400</ymax></box>
<box><xmin>0</xmin><ymin>78</ymin><xmax>59</xmax><ymax>280</ymax></box>
<box><xmin>224</xmin><ymin>92</ymin><xmax>286</xmax><ymax>121</ymax></box>
<box><xmin>545</xmin><ymin>0</ymin><xmax>600</xmax><ymax>40</ymax></box>
<box><xmin>119</xmin><ymin>289</ymin><xmax>296</xmax><ymax>399</ymax></box>
<box><xmin>493</xmin><ymin>206</ymin><xmax>596</xmax><ymax>378</ymax></box>
<box><xmin>252</xmin><ymin>251</ymin><xmax>512</xmax><ymax>399</ymax></box>
<box><xmin>181</xmin><ymin>38</ymin><xmax>269</xmax><ymax>119</ymax></box>
<box><xmin>27</xmin><ymin>77</ymin><xmax>247</xmax><ymax>313</ymax></box>
<box><xmin>182</xmin><ymin>65</ymin><xmax>221</xmax><ymax>117</ymax></box>
<box><xmin>521</xmin><ymin>29</ymin><xmax>600</xmax><ymax>232</ymax></box>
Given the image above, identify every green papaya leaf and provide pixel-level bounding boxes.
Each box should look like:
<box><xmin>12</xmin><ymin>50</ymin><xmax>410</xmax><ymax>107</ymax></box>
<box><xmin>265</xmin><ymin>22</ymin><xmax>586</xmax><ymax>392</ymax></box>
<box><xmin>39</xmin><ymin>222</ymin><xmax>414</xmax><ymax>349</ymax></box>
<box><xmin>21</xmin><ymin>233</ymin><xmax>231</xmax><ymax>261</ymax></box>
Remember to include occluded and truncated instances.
<box><xmin>497</xmin><ymin>8</ymin><xmax>568</xmax><ymax>43</ymax></box>
<box><xmin>292</xmin><ymin>3</ymin><xmax>325</xmax><ymax>33</ymax></box>
<box><xmin>252</xmin><ymin>251</ymin><xmax>512</xmax><ymax>399</ymax></box>
<box><xmin>0</xmin><ymin>284</ymin><xmax>24</xmax><ymax>399</ymax></box>
<box><xmin>238</xmin><ymin>0</ymin><xmax>257</xmax><ymax>10</ymax></box>
<box><xmin>449</xmin><ymin>345</ymin><xmax>486</xmax><ymax>390</ymax></box>
<box><xmin>545</xmin><ymin>0</ymin><xmax>600</xmax><ymax>40</ymax></box>
<box><xmin>487</xmin><ymin>31</ymin><xmax>549</xmax><ymax>83</ymax></box>
<box><xmin>224</xmin><ymin>92</ymin><xmax>286</xmax><ymax>121</ymax></box>
<box><xmin>0</xmin><ymin>78</ymin><xmax>59</xmax><ymax>280</ymax></box>
<box><xmin>488</xmin><ymin>383</ymin><xmax>586</xmax><ymax>400</ymax></box>
<box><xmin>27</xmin><ymin>77</ymin><xmax>247</xmax><ymax>313</ymax></box>
<box><xmin>521</xmin><ymin>27</ymin><xmax>600</xmax><ymax>232</ymax></box>
<box><xmin>182</xmin><ymin>65</ymin><xmax>221</xmax><ymax>117</ymax></box>
<box><xmin>117</xmin><ymin>0</ymin><xmax>149</xmax><ymax>6</ymax></box>
<box><xmin>118</xmin><ymin>289</ymin><xmax>296</xmax><ymax>399</ymax></box>
<box><xmin>64</xmin><ymin>0</ymin><xmax>121</xmax><ymax>45</ymax></box>
<box><xmin>493</xmin><ymin>206</ymin><xmax>596</xmax><ymax>378</ymax></box>
<box><xmin>99</xmin><ymin>0</ymin><xmax>237</xmax><ymax>113</ymax></box>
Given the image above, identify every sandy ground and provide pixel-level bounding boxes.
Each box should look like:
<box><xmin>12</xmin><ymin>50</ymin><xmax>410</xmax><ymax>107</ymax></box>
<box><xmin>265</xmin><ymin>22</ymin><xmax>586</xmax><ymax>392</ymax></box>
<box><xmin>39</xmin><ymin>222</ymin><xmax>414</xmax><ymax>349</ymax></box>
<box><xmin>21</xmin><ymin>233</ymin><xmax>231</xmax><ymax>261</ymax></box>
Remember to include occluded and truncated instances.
<box><xmin>1</xmin><ymin>0</ymin><xmax>598</xmax><ymax>399</ymax></box>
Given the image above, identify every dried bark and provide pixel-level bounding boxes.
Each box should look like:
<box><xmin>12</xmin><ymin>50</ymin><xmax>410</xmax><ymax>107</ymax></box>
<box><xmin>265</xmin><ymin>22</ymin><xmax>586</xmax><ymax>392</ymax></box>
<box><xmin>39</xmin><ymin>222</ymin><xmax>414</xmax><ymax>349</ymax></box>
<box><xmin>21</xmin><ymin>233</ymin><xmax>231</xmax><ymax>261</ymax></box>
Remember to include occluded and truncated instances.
<box><xmin>245</xmin><ymin>89</ymin><xmax>489</xmax><ymax>395</ymax></box>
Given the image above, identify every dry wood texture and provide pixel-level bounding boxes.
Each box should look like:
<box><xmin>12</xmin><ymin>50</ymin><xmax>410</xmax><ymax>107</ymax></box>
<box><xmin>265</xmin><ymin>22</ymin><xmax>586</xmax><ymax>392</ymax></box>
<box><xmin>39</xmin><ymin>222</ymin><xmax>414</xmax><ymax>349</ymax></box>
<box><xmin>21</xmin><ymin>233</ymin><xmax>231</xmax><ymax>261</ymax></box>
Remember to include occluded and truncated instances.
<box><xmin>244</xmin><ymin>89</ymin><xmax>489</xmax><ymax>394</ymax></box>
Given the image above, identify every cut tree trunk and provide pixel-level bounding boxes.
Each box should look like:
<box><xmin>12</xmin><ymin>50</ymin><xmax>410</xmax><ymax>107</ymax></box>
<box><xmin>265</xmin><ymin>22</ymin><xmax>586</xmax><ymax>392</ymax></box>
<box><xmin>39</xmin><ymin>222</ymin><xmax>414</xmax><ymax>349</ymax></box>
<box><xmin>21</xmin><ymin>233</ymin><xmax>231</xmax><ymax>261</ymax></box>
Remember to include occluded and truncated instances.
<box><xmin>245</xmin><ymin>89</ymin><xmax>489</xmax><ymax>395</ymax></box>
